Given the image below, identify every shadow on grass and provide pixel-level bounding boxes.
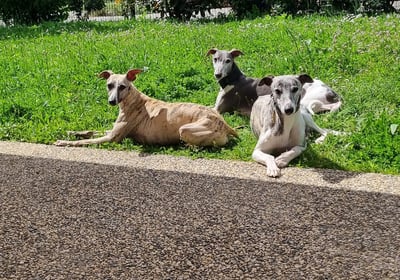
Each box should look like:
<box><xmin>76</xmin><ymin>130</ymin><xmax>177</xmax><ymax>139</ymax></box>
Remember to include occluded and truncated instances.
<box><xmin>296</xmin><ymin>144</ymin><xmax>360</xmax><ymax>184</ymax></box>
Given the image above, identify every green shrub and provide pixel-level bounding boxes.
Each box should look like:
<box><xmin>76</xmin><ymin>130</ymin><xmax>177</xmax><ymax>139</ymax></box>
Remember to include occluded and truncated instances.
<box><xmin>227</xmin><ymin>0</ymin><xmax>272</xmax><ymax>18</ymax></box>
<box><xmin>68</xmin><ymin>0</ymin><xmax>106</xmax><ymax>18</ymax></box>
<box><xmin>166</xmin><ymin>0</ymin><xmax>222</xmax><ymax>20</ymax></box>
<box><xmin>227</xmin><ymin>0</ymin><xmax>397</xmax><ymax>17</ymax></box>
<box><xmin>331</xmin><ymin>0</ymin><xmax>396</xmax><ymax>14</ymax></box>
<box><xmin>0</xmin><ymin>0</ymin><xmax>105</xmax><ymax>25</ymax></box>
<box><xmin>0</xmin><ymin>0</ymin><xmax>69</xmax><ymax>25</ymax></box>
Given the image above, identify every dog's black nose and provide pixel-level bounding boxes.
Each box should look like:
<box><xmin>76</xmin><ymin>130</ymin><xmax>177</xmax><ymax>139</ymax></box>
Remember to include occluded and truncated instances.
<box><xmin>284</xmin><ymin>106</ymin><xmax>294</xmax><ymax>115</ymax></box>
<box><xmin>215</xmin><ymin>73</ymin><xmax>222</xmax><ymax>79</ymax></box>
<box><xmin>109</xmin><ymin>100</ymin><xmax>117</xmax><ymax>106</ymax></box>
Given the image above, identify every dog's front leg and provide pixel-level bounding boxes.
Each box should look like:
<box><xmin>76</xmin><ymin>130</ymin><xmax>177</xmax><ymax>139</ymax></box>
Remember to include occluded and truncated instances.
<box><xmin>54</xmin><ymin>134</ymin><xmax>115</xmax><ymax>147</ymax></box>
<box><xmin>54</xmin><ymin>122</ymin><xmax>127</xmax><ymax>147</ymax></box>
<box><xmin>252</xmin><ymin>132</ymin><xmax>281</xmax><ymax>177</ymax></box>
<box><xmin>275</xmin><ymin>145</ymin><xmax>307</xmax><ymax>168</ymax></box>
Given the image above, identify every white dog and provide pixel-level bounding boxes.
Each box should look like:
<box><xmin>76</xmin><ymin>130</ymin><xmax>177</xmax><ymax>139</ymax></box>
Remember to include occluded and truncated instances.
<box><xmin>302</xmin><ymin>79</ymin><xmax>342</xmax><ymax>115</ymax></box>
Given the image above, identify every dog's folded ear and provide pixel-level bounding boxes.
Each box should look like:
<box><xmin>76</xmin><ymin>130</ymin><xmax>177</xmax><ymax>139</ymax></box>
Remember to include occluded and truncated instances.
<box><xmin>257</xmin><ymin>84</ymin><xmax>272</xmax><ymax>96</ymax></box>
<box><xmin>298</xmin><ymin>74</ymin><xmax>313</xmax><ymax>85</ymax></box>
<box><xmin>206</xmin><ymin>48</ymin><xmax>218</xmax><ymax>56</ymax></box>
<box><xmin>98</xmin><ymin>70</ymin><xmax>113</xmax><ymax>80</ymax></box>
<box><xmin>126</xmin><ymin>69</ymin><xmax>143</xmax><ymax>82</ymax></box>
<box><xmin>230</xmin><ymin>49</ymin><xmax>244</xmax><ymax>58</ymax></box>
<box><xmin>258</xmin><ymin>75</ymin><xmax>274</xmax><ymax>87</ymax></box>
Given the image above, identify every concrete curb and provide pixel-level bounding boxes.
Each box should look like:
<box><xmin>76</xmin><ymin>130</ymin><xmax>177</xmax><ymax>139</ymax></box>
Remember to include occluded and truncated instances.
<box><xmin>1</xmin><ymin>141</ymin><xmax>399</xmax><ymax>195</ymax></box>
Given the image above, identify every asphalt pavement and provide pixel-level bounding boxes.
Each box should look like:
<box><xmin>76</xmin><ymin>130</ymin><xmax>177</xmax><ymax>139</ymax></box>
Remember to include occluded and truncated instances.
<box><xmin>1</xmin><ymin>141</ymin><xmax>399</xmax><ymax>279</ymax></box>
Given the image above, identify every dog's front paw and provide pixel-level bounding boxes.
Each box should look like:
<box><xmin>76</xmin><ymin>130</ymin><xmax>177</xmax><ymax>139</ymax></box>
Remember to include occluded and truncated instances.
<box><xmin>275</xmin><ymin>156</ymin><xmax>290</xmax><ymax>168</ymax></box>
<box><xmin>54</xmin><ymin>140</ymin><xmax>69</xmax><ymax>146</ymax></box>
<box><xmin>266</xmin><ymin>165</ymin><xmax>281</xmax><ymax>178</ymax></box>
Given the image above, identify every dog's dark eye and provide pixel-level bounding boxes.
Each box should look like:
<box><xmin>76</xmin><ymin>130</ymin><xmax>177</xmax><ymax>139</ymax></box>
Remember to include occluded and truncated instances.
<box><xmin>292</xmin><ymin>86</ymin><xmax>299</xmax><ymax>93</ymax></box>
<box><xmin>107</xmin><ymin>84</ymin><xmax>114</xmax><ymax>90</ymax></box>
<box><xmin>274</xmin><ymin>89</ymin><xmax>282</xmax><ymax>95</ymax></box>
<box><xmin>118</xmin><ymin>85</ymin><xmax>126</xmax><ymax>91</ymax></box>
<box><xmin>225</xmin><ymin>59</ymin><xmax>231</xmax><ymax>64</ymax></box>
<box><xmin>214</xmin><ymin>58</ymin><xmax>218</xmax><ymax>63</ymax></box>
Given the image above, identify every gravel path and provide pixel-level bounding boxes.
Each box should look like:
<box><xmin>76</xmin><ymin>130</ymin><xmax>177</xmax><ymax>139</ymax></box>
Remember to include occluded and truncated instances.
<box><xmin>1</xmin><ymin>141</ymin><xmax>399</xmax><ymax>279</ymax></box>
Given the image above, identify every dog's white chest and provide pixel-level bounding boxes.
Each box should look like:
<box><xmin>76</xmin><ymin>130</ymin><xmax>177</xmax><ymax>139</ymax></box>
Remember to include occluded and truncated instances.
<box><xmin>223</xmin><ymin>85</ymin><xmax>235</xmax><ymax>93</ymax></box>
<box><xmin>259</xmin><ymin>114</ymin><xmax>305</xmax><ymax>154</ymax></box>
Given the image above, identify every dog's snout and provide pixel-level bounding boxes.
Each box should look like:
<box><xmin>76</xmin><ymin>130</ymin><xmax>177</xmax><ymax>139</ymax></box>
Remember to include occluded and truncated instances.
<box><xmin>109</xmin><ymin>99</ymin><xmax>117</xmax><ymax>106</ymax></box>
<box><xmin>215</xmin><ymin>73</ymin><xmax>222</xmax><ymax>79</ymax></box>
<box><xmin>284</xmin><ymin>105</ymin><xmax>294</xmax><ymax>115</ymax></box>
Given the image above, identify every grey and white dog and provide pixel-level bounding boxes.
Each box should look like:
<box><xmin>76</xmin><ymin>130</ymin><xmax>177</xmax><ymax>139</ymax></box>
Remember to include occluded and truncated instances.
<box><xmin>207</xmin><ymin>48</ymin><xmax>269</xmax><ymax>116</ymax></box>
<box><xmin>207</xmin><ymin>48</ymin><xmax>342</xmax><ymax>118</ymax></box>
<box><xmin>250</xmin><ymin>74</ymin><xmax>340</xmax><ymax>177</ymax></box>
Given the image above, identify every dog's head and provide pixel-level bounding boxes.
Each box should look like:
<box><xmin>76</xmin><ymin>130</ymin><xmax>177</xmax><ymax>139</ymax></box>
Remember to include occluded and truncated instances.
<box><xmin>259</xmin><ymin>74</ymin><xmax>313</xmax><ymax>115</ymax></box>
<box><xmin>207</xmin><ymin>48</ymin><xmax>243</xmax><ymax>80</ymax></box>
<box><xmin>99</xmin><ymin>69</ymin><xmax>142</xmax><ymax>106</ymax></box>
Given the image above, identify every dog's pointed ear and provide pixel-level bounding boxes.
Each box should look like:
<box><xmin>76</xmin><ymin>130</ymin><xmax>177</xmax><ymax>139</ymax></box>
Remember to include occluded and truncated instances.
<box><xmin>298</xmin><ymin>74</ymin><xmax>313</xmax><ymax>85</ymax></box>
<box><xmin>206</xmin><ymin>48</ymin><xmax>218</xmax><ymax>56</ymax></box>
<box><xmin>230</xmin><ymin>49</ymin><xmax>243</xmax><ymax>58</ymax></box>
<box><xmin>258</xmin><ymin>75</ymin><xmax>274</xmax><ymax>87</ymax></box>
<box><xmin>98</xmin><ymin>70</ymin><xmax>113</xmax><ymax>80</ymax></box>
<box><xmin>126</xmin><ymin>69</ymin><xmax>143</xmax><ymax>82</ymax></box>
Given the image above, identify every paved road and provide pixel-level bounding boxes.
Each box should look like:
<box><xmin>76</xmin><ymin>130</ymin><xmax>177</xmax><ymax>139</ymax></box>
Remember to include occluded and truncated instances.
<box><xmin>1</xmin><ymin>142</ymin><xmax>399</xmax><ymax>279</ymax></box>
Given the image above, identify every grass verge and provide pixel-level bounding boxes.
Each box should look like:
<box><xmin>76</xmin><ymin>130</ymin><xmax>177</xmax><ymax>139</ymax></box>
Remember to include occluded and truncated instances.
<box><xmin>0</xmin><ymin>15</ymin><xmax>399</xmax><ymax>175</ymax></box>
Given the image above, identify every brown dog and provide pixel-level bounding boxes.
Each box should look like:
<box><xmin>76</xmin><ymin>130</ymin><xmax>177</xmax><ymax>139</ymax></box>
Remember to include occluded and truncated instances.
<box><xmin>55</xmin><ymin>69</ymin><xmax>237</xmax><ymax>147</ymax></box>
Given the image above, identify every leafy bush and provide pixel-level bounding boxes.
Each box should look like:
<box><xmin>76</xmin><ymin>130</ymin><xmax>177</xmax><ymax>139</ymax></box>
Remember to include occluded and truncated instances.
<box><xmin>228</xmin><ymin>0</ymin><xmax>397</xmax><ymax>17</ymax></box>
<box><xmin>0</xmin><ymin>0</ymin><xmax>69</xmax><ymax>25</ymax></box>
<box><xmin>332</xmin><ymin>0</ymin><xmax>396</xmax><ymax>13</ymax></box>
<box><xmin>228</xmin><ymin>0</ymin><xmax>272</xmax><ymax>18</ymax></box>
<box><xmin>0</xmin><ymin>0</ymin><xmax>105</xmax><ymax>25</ymax></box>
<box><xmin>68</xmin><ymin>0</ymin><xmax>106</xmax><ymax>18</ymax></box>
<box><xmin>166</xmin><ymin>0</ymin><xmax>222</xmax><ymax>20</ymax></box>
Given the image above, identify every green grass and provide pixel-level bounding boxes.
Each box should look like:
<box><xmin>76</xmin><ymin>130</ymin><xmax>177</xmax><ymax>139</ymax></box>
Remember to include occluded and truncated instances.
<box><xmin>0</xmin><ymin>15</ymin><xmax>399</xmax><ymax>175</ymax></box>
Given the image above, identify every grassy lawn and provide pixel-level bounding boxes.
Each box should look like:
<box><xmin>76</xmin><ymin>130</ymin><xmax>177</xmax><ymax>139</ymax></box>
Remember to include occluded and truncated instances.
<box><xmin>0</xmin><ymin>15</ymin><xmax>399</xmax><ymax>175</ymax></box>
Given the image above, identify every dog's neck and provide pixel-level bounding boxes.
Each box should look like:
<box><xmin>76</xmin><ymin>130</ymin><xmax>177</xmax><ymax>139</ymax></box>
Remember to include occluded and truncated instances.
<box><xmin>116</xmin><ymin>85</ymin><xmax>148</xmax><ymax>122</ymax></box>
<box><xmin>120</xmin><ymin>85</ymin><xmax>146</xmax><ymax>106</ymax></box>
<box><xmin>218</xmin><ymin>63</ymin><xmax>244</xmax><ymax>89</ymax></box>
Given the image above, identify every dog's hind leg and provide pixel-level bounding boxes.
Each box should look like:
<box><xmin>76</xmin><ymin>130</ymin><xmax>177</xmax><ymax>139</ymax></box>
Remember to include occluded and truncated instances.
<box><xmin>302</xmin><ymin>111</ymin><xmax>344</xmax><ymax>143</ymax></box>
<box><xmin>308</xmin><ymin>100</ymin><xmax>342</xmax><ymax>114</ymax></box>
<box><xmin>179</xmin><ymin>118</ymin><xmax>229</xmax><ymax>147</ymax></box>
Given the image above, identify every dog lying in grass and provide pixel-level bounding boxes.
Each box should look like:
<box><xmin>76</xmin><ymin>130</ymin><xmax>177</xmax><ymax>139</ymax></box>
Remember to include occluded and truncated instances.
<box><xmin>207</xmin><ymin>48</ymin><xmax>266</xmax><ymax>116</ymax></box>
<box><xmin>55</xmin><ymin>69</ymin><xmax>238</xmax><ymax>147</ymax></box>
<box><xmin>302</xmin><ymin>79</ymin><xmax>342</xmax><ymax>115</ymax></box>
<box><xmin>250</xmin><ymin>74</ymin><xmax>342</xmax><ymax>177</ymax></box>
<box><xmin>208</xmin><ymin>49</ymin><xmax>342</xmax><ymax>117</ymax></box>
